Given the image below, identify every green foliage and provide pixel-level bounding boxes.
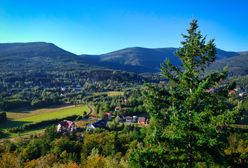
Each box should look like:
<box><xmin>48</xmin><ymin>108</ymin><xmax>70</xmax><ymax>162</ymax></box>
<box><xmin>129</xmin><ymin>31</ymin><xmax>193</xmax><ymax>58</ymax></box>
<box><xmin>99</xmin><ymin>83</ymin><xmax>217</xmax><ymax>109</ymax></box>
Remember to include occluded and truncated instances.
<box><xmin>131</xmin><ymin>20</ymin><xmax>242</xmax><ymax>167</ymax></box>
<box><xmin>83</xmin><ymin>148</ymin><xmax>130</xmax><ymax>168</ymax></box>
<box><xmin>224</xmin><ymin>132</ymin><xmax>248</xmax><ymax>166</ymax></box>
<box><xmin>51</xmin><ymin>136</ymin><xmax>81</xmax><ymax>163</ymax></box>
<box><xmin>0</xmin><ymin>152</ymin><xmax>21</xmax><ymax>168</ymax></box>
<box><xmin>0</xmin><ymin>20</ymin><xmax>247</xmax><ymax>168</ymax></box>
<box><xmin>20</xmin><ymin>139</ymin><xmax>46</xmax><ymax>161</ymax></box>
<box><xmin>24</xmin><ymin>153</ymin><xmax>58</xmax><ymax>168</ymax></box>
<box><xmin>31</xmin><ymin>98</ymin><xmax>62</xmax><ymax>108</ymax></box>
<box><xmin>210</xmin><ymin>52</ymin><xmax>248</xmax><ymax>77</ymax></box>
<box><xmin>1</xmin><ymin>99</ymin><xmax>30</xmax><ymax>111</ymax></box>
<box><xmin>81</xmin><ymin>132</ymin><xmax>116</xmax><ymax>162</ymax></box>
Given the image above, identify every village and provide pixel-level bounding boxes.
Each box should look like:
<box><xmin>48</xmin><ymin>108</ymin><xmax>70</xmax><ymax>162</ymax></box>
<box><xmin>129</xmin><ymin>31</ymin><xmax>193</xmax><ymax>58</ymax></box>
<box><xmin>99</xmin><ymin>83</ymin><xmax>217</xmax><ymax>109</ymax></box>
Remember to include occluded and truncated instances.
<box><xmin>56</xmin><ymin>84</ymin><xmax>248</xmax><ymax>134</ymax></box>
<box><xmin>57</xmin><ymin>105</ymin><xmax>149</xmax><ymax>134</ymax></box>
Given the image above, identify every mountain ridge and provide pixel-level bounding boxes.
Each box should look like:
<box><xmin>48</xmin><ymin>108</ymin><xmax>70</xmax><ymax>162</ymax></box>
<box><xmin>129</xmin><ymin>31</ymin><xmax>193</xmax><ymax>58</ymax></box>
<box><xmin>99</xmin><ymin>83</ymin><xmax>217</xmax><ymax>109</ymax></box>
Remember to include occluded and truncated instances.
<box><xmin>80</xmin><ymin>46</ymin><xmax>240</xmax><ymax>73</ymax></box>
<box><xmin>0</xmin><ymin>42</ymin><xmax>243</xmax><ymax>73</ymax></box>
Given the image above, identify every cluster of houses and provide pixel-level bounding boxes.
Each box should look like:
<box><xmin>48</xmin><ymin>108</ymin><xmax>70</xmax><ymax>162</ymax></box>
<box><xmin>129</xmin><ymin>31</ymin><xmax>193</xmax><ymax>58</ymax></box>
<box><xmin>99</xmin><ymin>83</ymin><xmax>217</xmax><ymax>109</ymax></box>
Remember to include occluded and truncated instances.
<box><xmin>57</xmin><ymin>110</ymin><xmax>149</xmax><ymax>133</ymax></box>
<box><xmin>56</xmin><ymin>86</ymin><xmax>247</xmax><ymax>133</ymax></box>
<box><xmin>86</xmin><ymin>113</ymin><xmax>149</xmax><ymax>131</ymax></box>
<box><xmin>206</xmin><ymin>86</ymin><xmax>246</xmax><ymax>97</ymax></box>
<box><xmin>117</xmin><ymin>115</ymin><xmax>149</xmax><ymax>125</ymax></box>
<box><xmin>228</xmin><ymin>87</ymin><xmax>246</xmax><ymax>97</ymax></box>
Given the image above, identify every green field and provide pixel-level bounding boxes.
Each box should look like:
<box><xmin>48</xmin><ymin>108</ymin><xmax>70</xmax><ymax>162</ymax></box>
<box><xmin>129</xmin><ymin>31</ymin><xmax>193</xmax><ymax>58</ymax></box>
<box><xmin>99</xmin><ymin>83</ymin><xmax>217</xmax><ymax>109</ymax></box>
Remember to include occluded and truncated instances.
<box><xmin>107</xmin><ymin>91</ymin><xmax>124</xmax><ymax>97</ymax></box>
<box><xmin>93</xmin><ymin>91</ymin><xmax>124</xmax><ymax>97</ymax></box>
<box><xmin>0</xmin><ymin>105</ymin><xmax>89</xmax><ymax>130</ymax></box>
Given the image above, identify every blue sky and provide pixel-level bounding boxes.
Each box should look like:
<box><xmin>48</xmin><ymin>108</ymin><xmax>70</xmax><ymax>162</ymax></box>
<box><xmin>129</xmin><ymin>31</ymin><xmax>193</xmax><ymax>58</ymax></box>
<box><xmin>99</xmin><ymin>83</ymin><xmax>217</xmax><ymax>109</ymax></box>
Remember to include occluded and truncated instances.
<box><xmin>0</xmin><ymin>0</ymin><xmax>247</xmax><ymax>54</ymax></box>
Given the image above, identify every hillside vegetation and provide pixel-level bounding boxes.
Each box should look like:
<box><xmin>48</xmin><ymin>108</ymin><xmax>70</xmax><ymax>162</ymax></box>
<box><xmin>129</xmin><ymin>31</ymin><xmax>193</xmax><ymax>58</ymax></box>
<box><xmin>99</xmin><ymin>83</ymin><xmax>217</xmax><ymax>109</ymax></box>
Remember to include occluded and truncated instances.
<box><xmin>210</xmin><ymin>53</ymin><xmax>248</xmax><ymax>76</ymax></box>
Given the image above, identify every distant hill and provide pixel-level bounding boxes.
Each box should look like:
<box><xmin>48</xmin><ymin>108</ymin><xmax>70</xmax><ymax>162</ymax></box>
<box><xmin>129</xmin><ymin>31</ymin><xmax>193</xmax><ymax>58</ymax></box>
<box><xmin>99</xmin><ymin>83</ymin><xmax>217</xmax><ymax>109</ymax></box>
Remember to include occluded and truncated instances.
<box><xmin>0</xmin><ymin>42</ymin><xmax>94</xmax><ymax>72</ymax></box>
<box><xmin>0</xmin><ymin>42</ymin><xmax>148</xmax><ymax>93</ymax></box>
<box><xmin>99</xmin><ymin>47</ymin><xmax>179</xmax><ymax>72</ymax></box>
<box><xmin>0</xmin><ymin>42</ymin><xmax>243</xmax><ymax>74</ymax></box>
<box><xmin>210</xmin><ymin>52</ymin><xmax>248</xmax><ymax>76</ymax></box>
<box><xmin>81</xmin><ymin>47</ymin><xmax>240</xmax><ymax>73</ymax></box>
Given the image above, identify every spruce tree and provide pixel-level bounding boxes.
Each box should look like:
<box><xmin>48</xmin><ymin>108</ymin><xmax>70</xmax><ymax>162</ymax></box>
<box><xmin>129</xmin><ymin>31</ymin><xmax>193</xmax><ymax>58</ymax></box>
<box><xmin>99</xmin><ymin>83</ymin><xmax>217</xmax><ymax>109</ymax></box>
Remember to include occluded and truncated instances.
<box><xmin>129</xmin><ymin>20</ymin><xmax>241</xmax><ymax>167</ymax></box>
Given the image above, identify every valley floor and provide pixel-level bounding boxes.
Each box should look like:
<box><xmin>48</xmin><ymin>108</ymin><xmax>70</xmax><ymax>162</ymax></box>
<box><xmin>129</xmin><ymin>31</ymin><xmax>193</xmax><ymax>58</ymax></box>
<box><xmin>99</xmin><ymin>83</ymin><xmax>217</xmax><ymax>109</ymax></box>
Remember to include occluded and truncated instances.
<box><xmin>0</xmin><ymin>105</ymin><xmax>89</xmax><ymax>139</ymax></box>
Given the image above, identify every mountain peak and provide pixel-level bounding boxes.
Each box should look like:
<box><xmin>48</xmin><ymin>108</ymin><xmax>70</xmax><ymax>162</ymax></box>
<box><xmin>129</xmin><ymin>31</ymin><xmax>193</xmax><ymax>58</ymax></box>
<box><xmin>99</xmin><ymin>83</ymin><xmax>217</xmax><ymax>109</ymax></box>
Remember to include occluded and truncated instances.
<box><xmin>0</xmin><ymin>42</ymin><xmax>85</xmax><ymax>72</ymax></box>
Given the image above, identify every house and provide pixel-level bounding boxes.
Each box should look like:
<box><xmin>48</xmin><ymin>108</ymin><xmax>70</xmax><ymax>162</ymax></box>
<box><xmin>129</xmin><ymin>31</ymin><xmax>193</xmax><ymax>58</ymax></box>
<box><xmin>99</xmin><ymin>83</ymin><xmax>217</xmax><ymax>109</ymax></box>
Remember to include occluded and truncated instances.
<box><xmin>206</xmin><ymin>88</ymin><xmax>214</xmax><ymax>93</ymax></box>
<box><xmin>132</xmin><ymin>116</ymin><xmax>138</xmax><ymax>123</ymax></box>
<box><xmin>73</xmin><ymin>84</ymin><xmax>82</xmax><ymax>92</ymax></box>
<box><xmin>104</xmin><ymin>112</ymin><xmax>112</xmax><ymax>120</ymax></box>
<box><xmin>61</xmin><ymin>87</ymin><xmax>66</xmax><ymax>92</ymax></box>
<box><xmin>125</xmin><ymin>116</ymin><xmax>133</xmax><ymax>123</ymax></box>
<box><xmin>138</xmin><ymin>117</ymin><xmax>149</xmax><ymax>125</ymax></box>
<box><xmin>228</xmin><ymin>89</ymin><xmax>236</xmax><ymax>95</ymax></box>
<box><xmin>125</xmin><ymin>116</ymin><xmax>137</xmax><ymax>123</ymax></box>
<box><xmin>124</xmin><ymin>98</ymin><xmax>129</xmax><ymax>104</ymax></box>
<box><xmin>239</xmin><ymin>92</ymin><xmax>246</xmax><ymax>97</ymax></box>
<box><xmin>57</xmin><ymin>120</ymin><xmax>76</xmax><ymax>133</ymax></box>
<box><xmin>86</xmin><ymin>119</ymin><xmax>108</xmax><ymax>131</ymax></box>
<box><xmin>115</xmin><ymin>106</ymin><xmax>121</xmax><ymax>111</ymax></box>
<box><xmin>233</xmin><ymin>87</ymin><xmax>246</xmax><ymax>97</ymax></box>
<box><xmin>118</xmin><ymin>114</ymin><xmax>125</xmax><ymax>123</ymax></box>
<box><xmin>76</xmin><ymin>84</ymin><xmax>81</xmax><ymax>88</ymax></box>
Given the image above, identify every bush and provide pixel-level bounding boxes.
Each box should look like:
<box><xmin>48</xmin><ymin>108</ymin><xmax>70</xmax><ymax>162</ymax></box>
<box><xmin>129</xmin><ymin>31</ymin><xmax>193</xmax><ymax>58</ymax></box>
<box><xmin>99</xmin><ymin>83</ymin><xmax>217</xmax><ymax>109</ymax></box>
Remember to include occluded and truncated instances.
<box><xmin>2</xmin><ymin>99</ymin><xmax>30</xmax><ymax>110</ymax></box>
<box><xmin>31</xmin><ymin>98</ymin><xmax>63</xmax><ymax>108</ymax></box>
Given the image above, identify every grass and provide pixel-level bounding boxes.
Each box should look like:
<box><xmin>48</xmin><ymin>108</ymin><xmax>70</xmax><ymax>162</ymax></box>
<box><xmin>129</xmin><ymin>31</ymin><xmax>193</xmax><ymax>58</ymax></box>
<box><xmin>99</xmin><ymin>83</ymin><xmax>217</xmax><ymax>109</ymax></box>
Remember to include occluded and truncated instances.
<box><xmin>230</xmin><ymin>124</ymin><xmax>248</xmax><ymax>129</ymax></box>
<box><xmin>6</xmin><ymin>105</ymin><xmax>77</xmax><ymax>120</ymax></box>
<box><xmin>0</xmin><ymin>105</ymin><xmax>89</xmax><ymax>130</ymax></box>
<box><xmin>107</xmin><ymin>91</ymin><xmax>124</xmax><ymax>97</ymax></box>
<box><xmin>15</xmin><ymin>105</ymin><xmax>88</xmax><ymax>123</ymax></box>
<box><xmin>93</xmin><ymin>91</ymin><xmax>124</xmax><ymax>97</ymax></box>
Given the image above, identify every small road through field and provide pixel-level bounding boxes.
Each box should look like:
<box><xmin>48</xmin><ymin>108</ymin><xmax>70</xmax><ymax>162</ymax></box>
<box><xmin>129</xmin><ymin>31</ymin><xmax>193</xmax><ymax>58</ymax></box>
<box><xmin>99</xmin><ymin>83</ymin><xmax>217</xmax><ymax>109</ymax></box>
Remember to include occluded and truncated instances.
<box><xmin>86</xmin><ymin>104</ymin><xmax>94</xmax><ymax>115</ymax></box>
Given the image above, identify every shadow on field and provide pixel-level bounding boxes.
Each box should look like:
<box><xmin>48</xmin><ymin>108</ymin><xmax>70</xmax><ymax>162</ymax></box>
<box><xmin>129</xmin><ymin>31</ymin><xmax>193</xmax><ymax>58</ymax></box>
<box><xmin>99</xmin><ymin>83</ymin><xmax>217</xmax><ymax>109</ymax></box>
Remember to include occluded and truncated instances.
<box><xmin>6</xmin><ymin>104</ymin><xmax>72</xmax><ymax>114</ymax></box>
<box><xmin>0</xmin><ymin>120</ymin><xmax>31</xmax><ymax>129</ymax></box>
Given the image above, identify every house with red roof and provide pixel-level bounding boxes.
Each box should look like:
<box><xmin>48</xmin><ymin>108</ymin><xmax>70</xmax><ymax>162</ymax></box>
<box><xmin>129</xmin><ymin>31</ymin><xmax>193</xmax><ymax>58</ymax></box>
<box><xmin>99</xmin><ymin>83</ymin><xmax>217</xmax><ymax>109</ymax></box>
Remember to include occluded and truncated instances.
<box><xmin>138</xmin><ymin>117</ymin><xmax>149</xmax><ymax>125</ymax></box>
<box><xmin>57</xmin><ymin>120</ymin><xmax>76</xmax><ymax>133</ymax></box>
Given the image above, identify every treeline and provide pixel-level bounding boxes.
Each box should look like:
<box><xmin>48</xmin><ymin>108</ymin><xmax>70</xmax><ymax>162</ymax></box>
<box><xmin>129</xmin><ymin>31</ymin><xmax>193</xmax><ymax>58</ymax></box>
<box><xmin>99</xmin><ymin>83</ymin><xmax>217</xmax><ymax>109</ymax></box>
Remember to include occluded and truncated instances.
<box><xmin>0</xmin><ymin>89</ymin><xmax>66</xmax><ymax>111</ymax></box>
<box><xmin>87</xmin><ymin>88</ymin><xmax>147</xmax><ymax>118</ymax></box>
<box><xmin>0</xmin><ymin>112</ymin><xmax>7</xmax><ymax>122</ymax></box>
<box><xmin>0</xmin><ymin>69</ymin><xmax>150</xmax><ymax>111</ymax></box>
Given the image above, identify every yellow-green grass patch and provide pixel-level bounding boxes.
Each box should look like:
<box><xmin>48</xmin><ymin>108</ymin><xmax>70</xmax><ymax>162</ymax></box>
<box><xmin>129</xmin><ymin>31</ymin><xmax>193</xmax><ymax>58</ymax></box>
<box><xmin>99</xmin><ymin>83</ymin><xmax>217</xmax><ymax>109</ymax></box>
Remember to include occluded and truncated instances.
<box><xmin>0</xmin><ymin>105</ymin><xmax>89</xmax><ymax>130</ymax></box>
<box><xmin>107</xmin><ymin>91</ymin><xmax>124</xmax><ymax>97</ymax></box>
<box><xmin>92</xmin><ymin>91</ymin><xmax>124</xmax><ymax>97</ymax></box>
<box><xmin>6</xmin><ymin>105</ymin><xmax>76</xmax><ymax>120</ymax></box>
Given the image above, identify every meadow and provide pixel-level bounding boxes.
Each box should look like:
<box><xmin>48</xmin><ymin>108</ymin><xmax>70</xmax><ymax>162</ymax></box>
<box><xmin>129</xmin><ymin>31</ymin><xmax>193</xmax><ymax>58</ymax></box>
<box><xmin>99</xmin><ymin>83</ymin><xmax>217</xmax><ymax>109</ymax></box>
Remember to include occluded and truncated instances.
<box><xmin>0</xmin><ymin>105</ymin><xmax>89</xmax><ymax>130</ymax></box>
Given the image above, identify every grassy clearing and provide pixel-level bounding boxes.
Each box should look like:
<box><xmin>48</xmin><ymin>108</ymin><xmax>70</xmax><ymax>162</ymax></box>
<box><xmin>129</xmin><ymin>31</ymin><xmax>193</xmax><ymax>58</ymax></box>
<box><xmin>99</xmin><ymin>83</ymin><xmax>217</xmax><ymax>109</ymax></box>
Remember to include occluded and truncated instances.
<box><xmin>0</xmin><ymin>105</ymin><xmax>89</xmax><ymax>130</ymax></box>
<box><xmin>230</xmin><ymin>124</ymin><xmax>248</xmax><ymax>129</ymax></box>
<box><xmin>107</xmin><ymin>91</ymin><xmax>124</xmax><ymax>97</ymax></box>
<box><xmin>6</xmin><ymin>105</ymin><xmax>76</xmax><ymax>120</ymax></box>
<box><xmin>93</xmin><ymin>91</ymin><xmax>124</xmax><ymax>97</ymax></box>
<box><xmin>15</xmin><ymin>105</ymin><xmax>88</xmax><ymax>123</ymax></box>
